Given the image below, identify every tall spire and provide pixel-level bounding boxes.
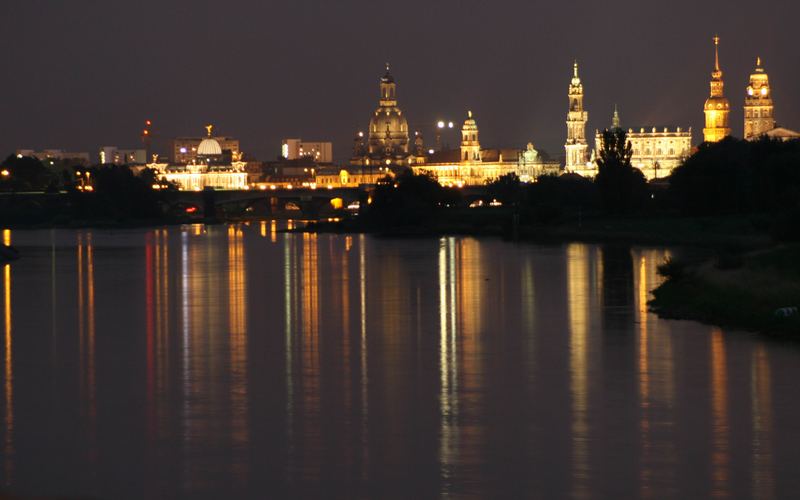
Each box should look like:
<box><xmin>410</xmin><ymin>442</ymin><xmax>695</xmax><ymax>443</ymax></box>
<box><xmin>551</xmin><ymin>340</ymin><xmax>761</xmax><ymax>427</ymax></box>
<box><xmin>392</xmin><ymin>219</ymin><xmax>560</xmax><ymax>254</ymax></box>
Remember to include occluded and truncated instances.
<box><xmin>612</xmin><ymin>104</ymin><xmax>621</xmax><ymax>129</ymax></box>
<box><xmin>573</xmin><ymin>60</ymin><xmax>578</xmax><ymax>78</ymax></box>
<box><xmin>713</xmin><ymin>35</ymin><xmax>720</xmax><ymax>72</ymax></box>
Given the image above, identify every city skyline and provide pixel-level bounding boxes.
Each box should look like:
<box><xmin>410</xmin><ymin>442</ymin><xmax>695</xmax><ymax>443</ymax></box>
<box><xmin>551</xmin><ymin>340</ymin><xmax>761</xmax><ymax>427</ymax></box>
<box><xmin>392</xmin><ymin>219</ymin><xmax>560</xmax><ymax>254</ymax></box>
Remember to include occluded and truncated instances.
<box><xmin>2</xmin><ymin>0</ymin><xmax>798</xmax><ymax>162</ymax></box>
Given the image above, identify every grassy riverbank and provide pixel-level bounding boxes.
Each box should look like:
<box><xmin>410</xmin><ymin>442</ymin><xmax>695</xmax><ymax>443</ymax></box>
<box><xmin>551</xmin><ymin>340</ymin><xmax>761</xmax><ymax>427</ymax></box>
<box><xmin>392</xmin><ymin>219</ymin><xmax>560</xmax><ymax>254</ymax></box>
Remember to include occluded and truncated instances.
<box><xmin>650</xmin><ymin>244</ymin><xmax>800</xmax><ymax>335</ymax></box>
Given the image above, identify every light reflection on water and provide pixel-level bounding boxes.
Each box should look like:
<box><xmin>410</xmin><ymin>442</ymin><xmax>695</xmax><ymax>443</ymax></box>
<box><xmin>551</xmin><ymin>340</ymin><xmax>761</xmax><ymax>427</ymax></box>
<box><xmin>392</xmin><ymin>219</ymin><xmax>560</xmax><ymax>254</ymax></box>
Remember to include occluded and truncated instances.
<box><xmin>1</xmin><ymin>223</ymin><xmax>799</xmax><ymax>499</ymax></box>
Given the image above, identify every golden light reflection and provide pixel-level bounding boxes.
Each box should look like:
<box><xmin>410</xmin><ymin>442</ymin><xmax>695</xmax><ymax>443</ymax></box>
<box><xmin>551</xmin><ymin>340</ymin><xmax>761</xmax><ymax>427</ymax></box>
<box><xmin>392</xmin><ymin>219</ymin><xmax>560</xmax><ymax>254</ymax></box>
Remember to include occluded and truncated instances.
<box><xmin>3</xmin><ymin>260</ymin><xmax>13</xmax><ymax>484</ymax></box>
<box><xmin>438</xmin><ymin>237</ymin><xmax>459</xmax><ymax>483</ymax></box>
<box><xmin>710</xmin><ymin>328</ymin><xmax>730</xmax><ymax>497</ymax></box>
<box><xmin>358</xmin><ymin>234</ymin><xmax>369</xmax><ymax>480</ymax></box>
<box><xmin>271</xmin><ymin>219</ymin><xmax>277</xmax><ymax>243</ymax></box>
<box><xmin>77</xmin><ymin>233</ymin><xmax>97</xmax><ymax>462</ymax></box>
<box><xmin>751</xmin><ymin>345</ymin><xmax>774</xmax><ymax>499</ymax></box>
<box><xmin>2</xmin><ymin>229</ymin><xmax>9</xmax><ymax>247</ymax></box>
<box><xmin>566</xmin><ymin>243</ymin><xmax>590</xmax><ymax>499</ymax></box>
<box><xmin>259</xmin><ymin>220</ymin><xmax>267</xmax><ymax>238</ymax></box>
<box><xmin>227</xmin><ymin>225</ymin><xmax>249</xmax><ymax>483</ymax></box>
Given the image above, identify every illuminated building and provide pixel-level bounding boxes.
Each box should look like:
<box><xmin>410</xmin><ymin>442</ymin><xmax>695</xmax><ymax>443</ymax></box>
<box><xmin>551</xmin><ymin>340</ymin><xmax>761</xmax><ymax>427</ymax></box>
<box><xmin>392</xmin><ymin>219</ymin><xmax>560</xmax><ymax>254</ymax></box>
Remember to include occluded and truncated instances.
<box><xmin>172</xmin><ymin>133</ymin><xmax>239</xmax><ymax>164</ymax></box>
<box><xmin>703</xmin><ymin>36</ymin><xmax>731</xmax><ymax>143</ymax></box>
<box><xmin>565</xmin><ymin>61</ymin><xmax>589</xmax><ymax>169</ymax></box>
<box><xmin>412</xmin><ymin>111</ymin><xmax>560</xmax><ymax>185</ymax></box>
<box><xmin>282</xmin><ymin>139</ymin><xmax>333</xmax><ymax>163</ymax></box>
<box><xmin>743</xmin><ymin>59</ymin><xmax>800</xmax><ymax>141</ymax></box>
<box><xmin>315</xmin><ymin>168</ymin><xmax>392</xmax><ymax>188</ymax></box>
<box><xmin>351</xmin><ymin>64</ymin><xmax>416</xmax><ymax>168</ymax></box>
<box><xmin>98</xmin><ymin>146</ymin><xmax>146</xmax><ymax>165</ymax></box>
<box><xmin>148</xmin><ymin>125</ymin><xmax>248</xmax><ymax>190</ymax></box>
<box><xmin>588</xmin><ymin>107</ymin><xmax>693</xmax><ymax>180</ymax></box>
<box><xmin>744</xmin><ymin>57</ymin><xmax>775</xmax><ymax>140</ymax></box>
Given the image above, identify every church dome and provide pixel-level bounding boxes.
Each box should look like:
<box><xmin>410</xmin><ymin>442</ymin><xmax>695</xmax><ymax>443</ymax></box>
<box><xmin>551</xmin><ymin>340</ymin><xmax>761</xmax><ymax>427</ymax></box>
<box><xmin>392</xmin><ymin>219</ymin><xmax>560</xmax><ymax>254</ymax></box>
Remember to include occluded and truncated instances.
<box><xmin>704</xmin><ymin>96</ymin><xmax>730</xmax><ymax>111</ymax></box>
<box><xmin>197</xmin><ymin>137</ymin><xmax>222</xmax><ymax>156</ymax></box>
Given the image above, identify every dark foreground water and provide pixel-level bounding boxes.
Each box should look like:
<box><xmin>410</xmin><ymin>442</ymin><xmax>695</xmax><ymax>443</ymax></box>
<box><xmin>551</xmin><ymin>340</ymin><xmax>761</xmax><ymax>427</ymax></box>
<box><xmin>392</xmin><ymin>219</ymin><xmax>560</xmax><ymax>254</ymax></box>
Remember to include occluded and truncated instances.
<box><xmin>1</xmin><ymin>224</ymin><xmax>799</xmax><ymax>499</ymax></box>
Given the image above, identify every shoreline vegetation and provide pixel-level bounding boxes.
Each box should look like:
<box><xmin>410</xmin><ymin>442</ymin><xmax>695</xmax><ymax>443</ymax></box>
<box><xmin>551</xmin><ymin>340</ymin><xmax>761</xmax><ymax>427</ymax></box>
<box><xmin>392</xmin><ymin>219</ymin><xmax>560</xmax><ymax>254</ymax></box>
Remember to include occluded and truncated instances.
<box><xmin>3</xmin><ymin>134</ymin><xmax>800</xmax><ymax>336</ymax></box>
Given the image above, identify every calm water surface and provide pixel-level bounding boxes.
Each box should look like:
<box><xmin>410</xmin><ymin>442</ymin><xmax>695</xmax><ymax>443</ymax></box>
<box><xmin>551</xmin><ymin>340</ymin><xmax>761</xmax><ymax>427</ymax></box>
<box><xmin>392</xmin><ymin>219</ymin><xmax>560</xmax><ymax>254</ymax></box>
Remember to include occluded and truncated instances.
<box><xmin>1</xmin><ymin>224</ymin><xmax>799</xmax><ymax>499</ymax></box>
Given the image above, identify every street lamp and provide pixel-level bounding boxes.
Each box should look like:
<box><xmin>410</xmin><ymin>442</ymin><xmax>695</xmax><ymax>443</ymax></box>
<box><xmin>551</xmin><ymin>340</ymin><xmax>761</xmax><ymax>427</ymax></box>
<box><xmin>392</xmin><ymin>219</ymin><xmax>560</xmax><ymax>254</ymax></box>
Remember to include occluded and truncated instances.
<box><xmin>0</xmin><ymin>170</ymin><xmax>9</xmax><ymax>177</ymax></box>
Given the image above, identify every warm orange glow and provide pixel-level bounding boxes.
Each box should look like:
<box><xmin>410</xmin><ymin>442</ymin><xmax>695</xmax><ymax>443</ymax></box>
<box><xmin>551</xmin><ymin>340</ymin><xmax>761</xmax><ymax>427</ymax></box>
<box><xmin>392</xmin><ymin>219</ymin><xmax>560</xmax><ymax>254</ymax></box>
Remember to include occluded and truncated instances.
<box><xmin>2</xmin><ymin>230</ymin><xmax>9</xmax><ymax>247</ymax></box>
<box><xmin>330</xmin><ymin>198</ymin><xmax>344</xmax><ymax>210</ymax></box>
<box><xmin>0</xmin><ymin>170</ymin><xmax>9</xmax><ymax>178</ymax></box>
<box><xmin>3</xmin><ymin>262</ymin><xmax>13</xmax><ymax>482</ymax></box>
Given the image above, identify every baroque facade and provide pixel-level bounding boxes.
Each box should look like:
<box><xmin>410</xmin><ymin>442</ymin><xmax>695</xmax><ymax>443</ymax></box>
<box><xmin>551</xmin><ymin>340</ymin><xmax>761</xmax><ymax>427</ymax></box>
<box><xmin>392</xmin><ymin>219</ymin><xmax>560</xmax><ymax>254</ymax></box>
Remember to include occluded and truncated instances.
<box><xmin>149</xmin><ymin>126</ymin><xmax>248</xmax><ymax>191</ymax></box>
<box><xmin>703</xmin><ymin>36</ymin><xmax>731</xmax><ymax>143</ymax></box>
<box><xmin>412</xmin><ymin>112</ymin><xmax>560</xmax><ymax>186</ymax></box>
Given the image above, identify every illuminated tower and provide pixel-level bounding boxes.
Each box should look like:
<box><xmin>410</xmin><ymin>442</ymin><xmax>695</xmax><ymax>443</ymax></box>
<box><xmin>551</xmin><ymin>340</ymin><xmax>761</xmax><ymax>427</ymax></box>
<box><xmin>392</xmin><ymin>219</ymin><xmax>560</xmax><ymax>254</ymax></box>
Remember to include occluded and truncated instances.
<box><xmin>703</xmin><ymin>36</ymin><xmax>731</xmax><ymax>143</ymax></box>
<box><xmin>611</xmin><ymin>104</ymin><xmax>621</xmax><ymax>129</ymax></box>
<box><xmin>565</xmin><ymin>61</ymin><xmax>588</xmax><ymax>169</ymax></box>
<box><xmin>744</xmin><ymin>57</ymin><xmax>775</xmax><ymax>140</ymax></box>
<box><xmin>367</xmin><ymin>63</ymin><xmax>410</xmax><ymax>158</ymax></box>
<box><xmin>460</xmin><ymin>111</ymin><xmax>481</xmax><ymax>162</ymax></box>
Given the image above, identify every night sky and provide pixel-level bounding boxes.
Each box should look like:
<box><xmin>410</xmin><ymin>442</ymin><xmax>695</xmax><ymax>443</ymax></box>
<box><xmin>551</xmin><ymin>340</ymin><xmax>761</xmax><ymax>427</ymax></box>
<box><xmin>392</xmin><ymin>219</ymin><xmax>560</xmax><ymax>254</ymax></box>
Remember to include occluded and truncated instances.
<box><xmin>2</xmin><ymin>0</ymin><xmax>798</xmax><ymax>163</ymax></box>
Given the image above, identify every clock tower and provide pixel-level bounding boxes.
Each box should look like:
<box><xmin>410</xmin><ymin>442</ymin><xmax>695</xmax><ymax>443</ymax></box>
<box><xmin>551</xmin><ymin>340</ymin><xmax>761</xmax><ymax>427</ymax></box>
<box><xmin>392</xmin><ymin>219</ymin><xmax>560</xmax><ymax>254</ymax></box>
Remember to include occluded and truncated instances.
<box><xmin>744</xmin><ymin>57</ymin><xmax>775</xmax><ymax>140</ymax></box>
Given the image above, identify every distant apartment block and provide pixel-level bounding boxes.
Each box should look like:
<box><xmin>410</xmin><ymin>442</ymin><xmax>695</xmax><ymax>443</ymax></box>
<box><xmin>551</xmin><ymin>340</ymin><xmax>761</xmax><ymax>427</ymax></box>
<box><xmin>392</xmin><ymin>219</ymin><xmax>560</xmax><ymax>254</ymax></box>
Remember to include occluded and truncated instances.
<box><xmin>99</xmin><ymin>146</ymin><xmax>147</xmax><ymax>165</ymax></box>
<box><xmin>282</xmin><ymin>139</ymin><xmax>333</xmax><ymax>163</ymax></box>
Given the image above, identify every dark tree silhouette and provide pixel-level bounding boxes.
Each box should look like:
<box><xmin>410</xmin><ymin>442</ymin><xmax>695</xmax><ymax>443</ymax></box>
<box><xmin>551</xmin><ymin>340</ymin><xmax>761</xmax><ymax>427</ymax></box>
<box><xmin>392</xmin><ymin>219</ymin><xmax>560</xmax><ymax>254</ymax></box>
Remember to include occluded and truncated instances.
<box><xmin>595</xmin><ymin>128</ymin><xmax>647</xmax><ymax>214</ymax></box>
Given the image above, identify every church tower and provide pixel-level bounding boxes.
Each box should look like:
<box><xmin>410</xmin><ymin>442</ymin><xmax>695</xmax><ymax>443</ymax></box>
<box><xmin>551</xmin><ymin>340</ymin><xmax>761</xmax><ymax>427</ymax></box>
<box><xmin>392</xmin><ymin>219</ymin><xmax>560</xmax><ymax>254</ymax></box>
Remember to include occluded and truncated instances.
<box><xmin>565</xmin><ymin>61</ymin><xmax>589</xmax><ymax>169</ymax></box>
<box><xmin>703</xmin><ymin>36</ymin><xmax>731</xmax><ymax>143</ymax></box>
<box><xmin>460</xmin><ymin>111</ymin><xmax>481</xmax><ymax>162</ymax></box>
<box><xmin>744</xmin><ymin>57</ymin><xmax>775</xmax><ymax>140</ymax></box>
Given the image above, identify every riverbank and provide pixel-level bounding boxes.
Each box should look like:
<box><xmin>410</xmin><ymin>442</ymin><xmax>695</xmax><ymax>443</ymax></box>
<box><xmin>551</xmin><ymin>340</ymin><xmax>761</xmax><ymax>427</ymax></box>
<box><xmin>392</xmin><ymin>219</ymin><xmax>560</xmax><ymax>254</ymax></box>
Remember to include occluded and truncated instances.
<box><xmin>650</xmin><ymin>244</ymin><xmax>800</xmax><ymax>336</ymax></box>
<box><xmin>302</xmin><ymin>211</ymin><xmax>774</xmax><ymax>248</ymax></box>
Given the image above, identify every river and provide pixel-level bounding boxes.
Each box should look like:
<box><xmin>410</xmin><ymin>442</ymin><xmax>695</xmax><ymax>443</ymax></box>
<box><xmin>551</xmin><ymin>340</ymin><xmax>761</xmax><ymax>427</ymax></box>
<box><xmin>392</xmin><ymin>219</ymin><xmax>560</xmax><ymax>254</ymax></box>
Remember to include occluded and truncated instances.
<box><xmin>0</xmin><ymin>224</ymin><xmax>799</xmax><ymax>499</ymax></box>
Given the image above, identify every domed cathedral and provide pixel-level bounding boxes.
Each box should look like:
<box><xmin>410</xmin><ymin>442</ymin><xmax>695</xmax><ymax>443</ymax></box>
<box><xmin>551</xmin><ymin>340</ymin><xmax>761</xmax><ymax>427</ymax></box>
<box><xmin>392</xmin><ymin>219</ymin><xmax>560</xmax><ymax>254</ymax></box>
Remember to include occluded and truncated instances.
<box><xmin>565</xmin><ymin>61</ymin><xmax>589</xmax><ymax>170</ymax></box>
<box><xmin>744</xmin><ymin>57</ymin><xmax>776</xmax><ymax>140</ymax></box>
<box><xmin>703</xmin><ymin>36</ymin><xmax>731</xmax><ymax>143</ymax></box>
<box><xmin>351</xmin><ymin>64</ymin><xmax>414</xmax><ymax>169</ymax></box>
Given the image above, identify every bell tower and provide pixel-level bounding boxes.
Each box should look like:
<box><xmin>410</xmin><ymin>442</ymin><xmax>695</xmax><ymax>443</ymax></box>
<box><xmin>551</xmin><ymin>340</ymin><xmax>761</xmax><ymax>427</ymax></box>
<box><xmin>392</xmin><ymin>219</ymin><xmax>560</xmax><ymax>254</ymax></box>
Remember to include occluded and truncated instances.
<box><xmin>565</xmin><ymin>61</ymin><xmax>589</xmax><ymax>169</ymax></box>
<box><xmin>460</xmin><ymin>111</ymin><xmax>481</xmax><ymax>162</ymax></box>
<box><xmin>703</xmin><ymin>36</ymin><xmax>731</xmax><ymax>143</ymax></box>
<box><xmin>744</xmin><ymin>57</ymin><xmax>775</xmax><ymax>140</ymax></box>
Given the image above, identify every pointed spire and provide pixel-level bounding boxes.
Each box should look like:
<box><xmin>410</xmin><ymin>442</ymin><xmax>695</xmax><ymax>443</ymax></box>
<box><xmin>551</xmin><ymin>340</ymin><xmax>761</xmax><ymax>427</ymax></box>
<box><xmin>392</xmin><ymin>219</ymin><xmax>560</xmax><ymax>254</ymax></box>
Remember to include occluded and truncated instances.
<box><xmin>612</xmin><ymin>104</ymin><xmax>621</xmax><ymax>129</ymax></box>
<box><xmin>573</xmin><ymin>60</ymin><xmax>579</xmax><ymax>78</ymax></box>
<box><xmin>713</xmin><ymin>35</ymin><xmax>720</xmax><ymax>72</ymax></box>
<box><xmin>468</xmin><ymin>110</ymin><xmax>473</xmax><ymax>119</ymax></box>
<box><xmin>756</xmin><ymin>56</ymin><xmax>761</xmax><ymax>67</ymax></box>
<box><xmin>385</xmin><ymin>61</ymin><xmax>390</xmax><ymax>72</ymax></box>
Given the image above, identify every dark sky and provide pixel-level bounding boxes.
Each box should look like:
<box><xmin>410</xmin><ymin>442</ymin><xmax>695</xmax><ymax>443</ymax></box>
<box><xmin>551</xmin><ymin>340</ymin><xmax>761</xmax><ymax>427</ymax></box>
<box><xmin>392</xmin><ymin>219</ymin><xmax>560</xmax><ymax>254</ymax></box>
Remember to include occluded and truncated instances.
<box><xmin>2</xmin><ymin>0</ymin><xmax>798</xmax><ymax>163</ymax></box>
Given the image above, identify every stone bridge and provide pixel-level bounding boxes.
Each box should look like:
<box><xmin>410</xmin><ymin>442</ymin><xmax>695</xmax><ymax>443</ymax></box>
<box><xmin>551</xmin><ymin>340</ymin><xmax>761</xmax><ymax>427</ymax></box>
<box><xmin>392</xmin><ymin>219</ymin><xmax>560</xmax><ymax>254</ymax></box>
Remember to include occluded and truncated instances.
<box><xmin>164</xmin><ymin>187</ymin><xmax>367</xmax><ymax>218</ymax></box>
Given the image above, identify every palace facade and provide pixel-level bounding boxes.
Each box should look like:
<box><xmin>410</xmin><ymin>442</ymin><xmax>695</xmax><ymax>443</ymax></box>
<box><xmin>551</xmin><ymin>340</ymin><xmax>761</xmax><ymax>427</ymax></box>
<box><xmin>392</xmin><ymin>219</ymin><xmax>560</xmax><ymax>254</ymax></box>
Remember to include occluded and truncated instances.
<box><xmin>148</xmin><ymin>126</ymin><xmax>248</xmax><ymax>191</ymax></box>
<box><xmin>412</xmin><ymin>111</ymin><xmax>560</xmax><ymax>186</ymax></box>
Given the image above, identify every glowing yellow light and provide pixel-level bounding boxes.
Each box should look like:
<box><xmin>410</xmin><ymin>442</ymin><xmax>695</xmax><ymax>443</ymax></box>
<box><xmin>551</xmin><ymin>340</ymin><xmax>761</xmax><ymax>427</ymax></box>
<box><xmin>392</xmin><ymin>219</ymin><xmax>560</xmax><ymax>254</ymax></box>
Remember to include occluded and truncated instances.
<box><xmin>330</xmin><ymin>198</ymin><xmax>344</xmax><ymax>210</ymax></box>
<box><xmin>327</xmin><ymin>185</ymin><xmax>333</xmax><ymax>190</ymax></box>
<box><xmin>0</xmin><ymin>170</ymin><xmax>8</xmax><ymax>177</ymax></box>
<box><xmin>270</xmin><ymin>184</ymin><xmax>277</xmax><ymax>190</ymax></box>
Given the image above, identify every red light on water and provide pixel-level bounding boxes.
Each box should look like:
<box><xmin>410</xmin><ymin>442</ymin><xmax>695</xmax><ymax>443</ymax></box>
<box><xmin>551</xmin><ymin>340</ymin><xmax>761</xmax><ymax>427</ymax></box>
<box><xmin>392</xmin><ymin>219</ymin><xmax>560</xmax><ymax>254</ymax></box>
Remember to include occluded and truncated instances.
<box><xmin>185</xmin><ymin>206</ymin><xmax>197</xmax><ymax>214</ymax></box>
